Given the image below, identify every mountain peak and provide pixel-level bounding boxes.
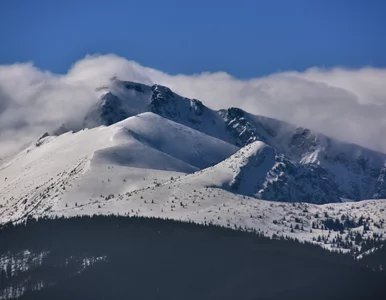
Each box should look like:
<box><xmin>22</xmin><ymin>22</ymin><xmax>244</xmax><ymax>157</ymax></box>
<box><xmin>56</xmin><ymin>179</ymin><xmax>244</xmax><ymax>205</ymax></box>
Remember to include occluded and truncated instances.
<box><xmin>114</xmin><ymin>78</ymin><xmax>152</xmax><ymax>94</ymax></box>
<box><xmin>151</xmin><ymin>84</ymin><xmax>173</xmax><ymax>96</ymax></box>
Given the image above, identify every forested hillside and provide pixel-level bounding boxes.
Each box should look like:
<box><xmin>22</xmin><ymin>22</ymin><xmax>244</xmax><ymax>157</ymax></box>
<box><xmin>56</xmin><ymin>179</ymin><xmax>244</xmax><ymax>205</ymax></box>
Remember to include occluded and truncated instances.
<box><xmin>1</xmin><ymin>215</ymin><xmax>385</xmax><ymax>300</ymax></box>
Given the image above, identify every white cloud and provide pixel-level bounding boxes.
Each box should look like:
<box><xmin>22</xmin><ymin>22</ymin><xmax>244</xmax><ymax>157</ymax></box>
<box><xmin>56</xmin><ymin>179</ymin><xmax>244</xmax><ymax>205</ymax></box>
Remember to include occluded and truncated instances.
<box><xmin>1</xmin><ymin>54</ymin><xmax>386</xmax><ymax>158</ymax></box>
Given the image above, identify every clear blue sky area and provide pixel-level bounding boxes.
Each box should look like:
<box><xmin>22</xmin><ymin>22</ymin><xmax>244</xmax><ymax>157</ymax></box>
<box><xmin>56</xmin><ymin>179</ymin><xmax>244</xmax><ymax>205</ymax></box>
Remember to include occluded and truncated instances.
<box><xmin>0</xmin><ymin>0</ymin><xmax>385</xmax><ymax>77</ymax></box>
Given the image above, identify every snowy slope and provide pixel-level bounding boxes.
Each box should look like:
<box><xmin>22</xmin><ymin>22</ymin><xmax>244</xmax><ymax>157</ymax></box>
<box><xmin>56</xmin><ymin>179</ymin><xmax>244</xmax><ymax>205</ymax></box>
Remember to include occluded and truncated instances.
<box><xmin>111</xmin><ymin>113</ymin><xmax>237</xmax><ymax>169</ymax></box>
<box><xmin>0</xmin><ymin>113</ymin><xmax>237</xmax><ymax>224</ymax></box>
<box><xmin>159</xmin><ymin>141</ymin><xmax>278</xmax><ymax>196</ymax></box>
<box><xmin>44</xmin><ymin>178</ymin><xmax>386</xmax><ymax>253</ymax></box>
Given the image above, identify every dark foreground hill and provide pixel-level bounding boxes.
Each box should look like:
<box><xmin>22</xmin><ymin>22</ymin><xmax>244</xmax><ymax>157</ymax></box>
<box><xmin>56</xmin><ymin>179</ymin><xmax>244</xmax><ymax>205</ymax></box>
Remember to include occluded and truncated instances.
<box><xmin>1</xmin><ymin>215</ymin><xmax>385</xmax><ymax>300</ymax></box>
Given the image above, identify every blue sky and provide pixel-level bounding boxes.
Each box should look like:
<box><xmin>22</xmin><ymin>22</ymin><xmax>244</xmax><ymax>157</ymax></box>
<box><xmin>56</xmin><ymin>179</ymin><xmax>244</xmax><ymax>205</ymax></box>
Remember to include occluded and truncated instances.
<box><xmin>0</xmin><ymin>0</ymin><xmax>385</xmax><ymax>77</ymax></box>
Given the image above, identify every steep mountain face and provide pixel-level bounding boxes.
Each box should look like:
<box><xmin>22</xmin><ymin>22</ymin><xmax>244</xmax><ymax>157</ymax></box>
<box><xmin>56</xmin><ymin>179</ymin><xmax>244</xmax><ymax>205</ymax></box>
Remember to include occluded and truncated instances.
<box><xmin>170</xmin><ymin>141</ymin><xmax>342</xmax><ymax>203</ymax></box>
<box><xmin>373</xmin><ymin>167</ymin><xmax>386</xmax><ymax>198</ymax></box>
<box><xmin>219</xmin><ymin>107</ymin><xmax>386</xmax><ymax>201</ymax></box>
<box><xmin>84</xmin><ymin>92</ymin><xmax>129</xmax><ymax>127</ymax></box>
<box><xmin>83</xmin><ymin>80</ymin><xmax>153</xmax><ymax>128</ymax></box>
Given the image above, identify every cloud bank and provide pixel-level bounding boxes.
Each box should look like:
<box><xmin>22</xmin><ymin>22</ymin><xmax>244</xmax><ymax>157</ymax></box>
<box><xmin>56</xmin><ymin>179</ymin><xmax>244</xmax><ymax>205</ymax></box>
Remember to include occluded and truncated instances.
<box><xmin>1</xmin><ymin>54</ymin><xmax>386</xmax><ymax>158</ymax></box>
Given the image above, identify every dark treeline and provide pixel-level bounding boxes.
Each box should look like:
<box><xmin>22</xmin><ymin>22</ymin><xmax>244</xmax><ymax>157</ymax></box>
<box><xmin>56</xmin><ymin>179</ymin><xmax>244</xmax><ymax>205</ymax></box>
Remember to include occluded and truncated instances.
<box><xmin>359</xmin><ymin>243</ymin><xmax>386</xmax><ymax>272</ymax></box>
<box><xmin>1</xmin><ymin>215</ymin><xmax>385</xmax><ymax>300</ymax></box>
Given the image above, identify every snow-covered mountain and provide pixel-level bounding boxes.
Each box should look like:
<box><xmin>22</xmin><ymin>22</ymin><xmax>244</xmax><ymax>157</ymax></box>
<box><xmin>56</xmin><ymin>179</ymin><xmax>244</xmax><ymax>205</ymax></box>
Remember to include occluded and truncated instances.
<box><xmin>1</xmin><ymin>78</ymin><xmax>386</xmax><ymax>252</ymax></box>
<box><xmin>57</xmin><ymin>78</ymin><xmax>386</xmax><ymax>203</ymax></box>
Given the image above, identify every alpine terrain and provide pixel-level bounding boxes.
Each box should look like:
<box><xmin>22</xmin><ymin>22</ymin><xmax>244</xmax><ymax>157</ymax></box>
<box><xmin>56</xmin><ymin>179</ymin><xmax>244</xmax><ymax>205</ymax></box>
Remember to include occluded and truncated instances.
<box><xmin>1</xmin><ymin>78</ymin><xmax>386</xmax><ymax>249</ymax></box>
<box><xmin>1</xmin><ymin>77</ymin><xmax>386</xmax><ymax>299</ymax></box>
